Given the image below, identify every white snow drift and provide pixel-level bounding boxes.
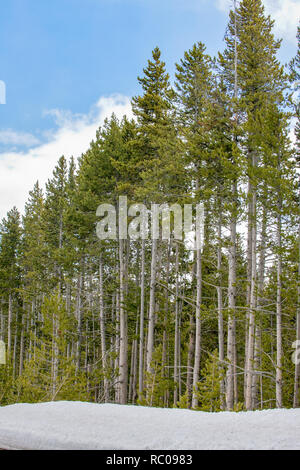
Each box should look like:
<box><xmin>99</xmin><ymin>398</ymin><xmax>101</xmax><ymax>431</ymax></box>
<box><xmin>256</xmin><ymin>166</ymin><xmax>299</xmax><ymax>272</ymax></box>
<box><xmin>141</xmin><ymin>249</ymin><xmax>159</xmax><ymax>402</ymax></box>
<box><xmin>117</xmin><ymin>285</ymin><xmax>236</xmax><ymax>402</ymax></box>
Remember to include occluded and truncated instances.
<box><xmin>0</xmin><ymin>401</ymin><xmax>299</xmax><ymax>450</ymax></box>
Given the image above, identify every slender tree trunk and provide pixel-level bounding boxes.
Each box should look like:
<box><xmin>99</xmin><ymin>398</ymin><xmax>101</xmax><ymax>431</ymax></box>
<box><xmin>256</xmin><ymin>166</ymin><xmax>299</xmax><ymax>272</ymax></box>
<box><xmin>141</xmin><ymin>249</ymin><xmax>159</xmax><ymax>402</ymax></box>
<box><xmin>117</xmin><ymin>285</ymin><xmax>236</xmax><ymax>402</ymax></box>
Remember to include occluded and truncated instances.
<box><xmin>7</xmin><ymin>292</ymin><xmax>13</xmax><ymax>355</ymax></box>
<box><xmin>276</xmin><ymin>206</ymin><xmax>283</xmax><ymax>408</ymax></box>
<box><xmin>294</xmin><ymin>216</ymin><xmax>300</xmax><ymax>407</ymax></box>
<box><xmin>174</xmin><ymin>242</ymin><xmax>180</xmax><ymax>406</ymax></box>
<box><xmin>52</xmin><ymin>307</ymin><xmax>59</xmax><ymax>398</ymax></box>
<box><xmin>227</xmin><ymin>0</ymin><xmax>238</xmax><ymax>410</ymax></box>
<box><xmin>162</xmin><ymin>240</ymin><xmax>171</xmax><ymax>406</ymax></box>
<box><xmin>244</xmin><ymin>194</ymin><xmax>252</xmax><ymax>403</ymax></box>
<box><xmin>99</xmin><ymin>253</ymin><xmax>109</xmax><ymax>402</ymax></box>
<box><xmin>131</xmin><ymin>318</ymin><xmax>138</xmax><ymax>403</ymax></box>
<box><xmin>192</xmin><ymin>244</ymin><xmax>202</xmax><ymax>409</ymax></box>
<box><xmin>252</xmin><ymin>327</ymin><xmax>260</xmax><ymax>409</ymax></box>
<box><xmin>146</xmin><ymin>238</ymin><xmax>157</xmax><ymax>373</ymax></box>
<box><xmin>178</xmin><ymin>298</ymin><xmax>182</xmax><ymax>399</ymax></box>
<box><xmin>187</xmin><ymin>313</ymin><xmax>195</xmax><ymax>408</ymax></box>
<box><xmin>227</xmin><ymin>175</ymin><xmax>237</xmax><ymax>410</ymax></box>
<box><xmin>139</xmin><ymin>239</ymin><xmax>146</xmax><ymax>400</ymax></box>
<box><xmin>13</xmin><ymin>312</ymin><xmax>18</xmax><ymax>377</ymax></box>
<box><xmin>253</xmin><ymin>207</ymin><xmax>267</xmax><ymax>409</ymax></box>
<box><xmin>0</xmin><ymin>299</ymin><xmax>4</xmax><ymax>341</ymax></box>
<box><xmin>76</xmin><ymin>268</ymin><xmax>83</xmax><ymax>372</ymax></box>
<box><xmin>217</xmin><ymin>208</ymin><xmax>225</xmax><ymax>409</ymax></box>
<box><xmin>246</xmin><ymin>161</ymin><xmax>257</xmax><ymax>410</ymax></box>
<box><xmin>114</xmin><ymin>291</ymin><xmax>120</xmax><ymax>402</ymax></box>
<box><xmin>119</xmin><ymin>238</ymin><xmax>128</xmax><ymax>404</ymax></box>
<box><xmin>19</xmin><ymin>308</ymin><xmax>26</xmax><ymax>375</ymax></box>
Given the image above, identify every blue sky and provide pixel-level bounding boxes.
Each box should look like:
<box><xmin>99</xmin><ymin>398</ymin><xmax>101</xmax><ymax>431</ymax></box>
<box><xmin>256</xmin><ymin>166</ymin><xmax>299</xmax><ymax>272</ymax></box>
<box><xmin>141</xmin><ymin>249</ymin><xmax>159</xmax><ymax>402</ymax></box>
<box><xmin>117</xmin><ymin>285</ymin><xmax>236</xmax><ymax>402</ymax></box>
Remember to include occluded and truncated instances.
<box><xmin>0</xmin><ymin>0</ymin><xmax>229</xmax><ymax>136</ymax></box>
<box><xmin>0</xmin><ymin>0</ymin><xmax>299</xmax><ymax>218</ymax></box>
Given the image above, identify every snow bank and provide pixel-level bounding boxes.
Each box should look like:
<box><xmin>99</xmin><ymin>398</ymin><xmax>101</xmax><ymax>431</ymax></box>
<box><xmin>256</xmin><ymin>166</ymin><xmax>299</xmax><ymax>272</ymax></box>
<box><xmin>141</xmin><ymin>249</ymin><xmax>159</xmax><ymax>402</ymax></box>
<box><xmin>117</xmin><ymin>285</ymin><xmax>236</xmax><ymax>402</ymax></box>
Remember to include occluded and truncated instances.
<box><xmin>0</xmin><ymin>401</ymin><xmax>299</xmax><ymax>450</ymax></box>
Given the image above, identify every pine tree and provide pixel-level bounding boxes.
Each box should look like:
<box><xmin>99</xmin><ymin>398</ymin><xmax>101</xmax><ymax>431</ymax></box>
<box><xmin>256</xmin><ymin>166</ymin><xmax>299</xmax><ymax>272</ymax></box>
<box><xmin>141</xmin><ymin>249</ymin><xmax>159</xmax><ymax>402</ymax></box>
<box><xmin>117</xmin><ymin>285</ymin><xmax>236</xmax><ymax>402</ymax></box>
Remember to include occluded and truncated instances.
<box><xmin>175</xmin><ymin>41</ymin><xmax>213</xmax><ymax>408</ymax></box>
<box><xmin>0</xmin><ymin>208</ymin><xmax>22</xmax><ymax>358</ymax></box>
<box><xmin>132</xmin><ymin>47</ymin><xmax>182</xmax><ymax>404</ymax></box>
<box><xmin>220</xmin><ymin>0</ymin><xmax>288</xmax><ymax>410</ymax></box>
<box><xmin>17</xmin><ymin>291</ymin><xmax>88</xmax><ymax>402</ymax></box>
<box><xmin>290</xmin><ymin>24</ymin><xmax>300</xmax><ymax>407</ymax></box>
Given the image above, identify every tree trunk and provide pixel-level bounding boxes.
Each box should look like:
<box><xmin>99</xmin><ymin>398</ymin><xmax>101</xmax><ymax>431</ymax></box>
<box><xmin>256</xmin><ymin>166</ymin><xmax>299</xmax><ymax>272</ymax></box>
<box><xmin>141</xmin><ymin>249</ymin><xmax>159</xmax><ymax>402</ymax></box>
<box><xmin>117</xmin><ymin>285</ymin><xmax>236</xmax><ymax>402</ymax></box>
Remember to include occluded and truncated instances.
<box><xmin>119</xmin><ymin>238</ymin><xmax>128</xmax><ymax>404</ymax></box>
<box><xmin>7</xmin><ymin>292</ymin><xmax>13</xmax><ymax>355</ymax></box>
<box><xmin>253</xmin><ymin>207</ymin><xmax>267</xmax><ymax>409</ymax></box>
<box><xmin>146</xmin><ymin>238</ymin><xmax>157</xmax><ymax>373</ymax></box>
<box><xmin>162</xmin><ymin>240</ymin><xmax>171</xmax><ymax>406</ymax></box>
<box><xmin>217</xmin><ymin>210</ymin><xmax>225</xmax><ymax>409</ymax></box>
<box><xmin>192</xmin><ymin>244</ymin><xmax>202</xmax><ymax>409</ymax></box>
<box><xmin>19</xmin><ymin>308</ymin><xmax>27</xmax><ymax>375</ymax></box>
<box><xmin>138</xmin><ymin>239</ymin><xmax>146</xmax><ymax>400</ymax></box>
<box><xmin>245</xmin><ymin>162</ymin><xmax>257</xmax><ymax>411</ymax></box>
<box><xmin>294</xmin><ymin>217</ymin><xmax>300</xmax><ymax>407</ymax></box>
<box><xmin>99</xmin><ymin>253</ymin><xmax>109</xmax><ymax>402</ymax></box>
<box><xmin>226</xmin><ymin>179</ymin><xmax>237</xmax><ymax>410</ymax></box>
<box><xmin>276</xmin><ymin>207</ymin><xmax>283</xmax><ymax>408</ymax></box>
<box><xmin>174</xmin><ymin>242</ymin><xmax>180</xmax><ymax>406</ymax></box>
<box><xmin>227</xmin><ymin>0</ymin><xmax>238</xmax><ymax>410</ymax></box>
<box><xmin>76</xmin><ymin>268</ymin><xmax>83</xmax><ymax>372</ymax></box>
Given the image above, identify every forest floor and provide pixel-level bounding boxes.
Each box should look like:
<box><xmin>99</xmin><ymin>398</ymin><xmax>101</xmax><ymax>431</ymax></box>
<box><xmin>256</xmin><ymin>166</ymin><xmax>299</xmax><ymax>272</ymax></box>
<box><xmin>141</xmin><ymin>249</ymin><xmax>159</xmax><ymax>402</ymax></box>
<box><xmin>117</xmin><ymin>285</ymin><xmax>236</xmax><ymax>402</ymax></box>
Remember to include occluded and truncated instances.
<box><xmin>0</xmin><ymin>401</ymin><xmax>299</xmax><ymax>450</ymax></box>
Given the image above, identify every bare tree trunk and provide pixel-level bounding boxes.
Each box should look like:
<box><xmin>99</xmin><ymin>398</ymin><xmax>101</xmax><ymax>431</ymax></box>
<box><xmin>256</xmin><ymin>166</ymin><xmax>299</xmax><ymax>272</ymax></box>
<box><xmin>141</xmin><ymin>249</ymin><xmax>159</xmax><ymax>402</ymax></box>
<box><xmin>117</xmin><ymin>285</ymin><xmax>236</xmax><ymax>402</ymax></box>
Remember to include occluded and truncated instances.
<box><xmin>227</xmin><ymin>0</ymin><xmax>238</xmax><ymax>411</ymax></box>
<box><xmin>52</xmin><ymin>307</ymin><xmax>59</xmax><ymax>398</ymax></box>
<box><xmin>187</xmin><ymin>313</ymin><xmax>195</xmax><ymax>408</ymax></box>
<box><xmin>138</xmin><ymin>239</ymin><xmax>146</xmax><ymax>400</ymax></box>
<box><xmin>174</xmin><ymin>242</ymin><xmax>180</xmax><ymax>406</ymax></box>
<box><xmin>192</xmin><ymin>244</ymin><xmax>202</xmax><ymax>409</ymax></box>
<box><xmin>114</xmin><ymin>292</ymin><xmax>120</xmax><ymax>402</ymax></box>
<box><xmin>227</xmin><ymin>182</ymin><xmax>237</xmax><ymax>410</ymax></box>
<box><xmin>246</xmin><ymin>162</ymin><xmax>257</xmax><ymax>411</ymax></box>
<box><xmin>76</xmin><ymin>268</ymin><xmax>83</xmax><ymax>372</ymax></box>
<box><xmin>119</xmin><ymin>238</ymin><xmax>128</xmax><ymax>404</ymax></box>
<box><xmin>28</xmin><ymin>299</ymin><xmax>35</xmax><ymax>362</ymax></box>
<box><xmin>276</xmin><ymin>207</ymin><xmax>283</xmax><ymax>408</ymax></box>
<box><xmin>253</xmin><ymin>208</ymin><xmax>267</xmax><ymax>409</ymax></box>
<box><xmin>178</xmin><ymin>299</ymin><xmax>182</xmax><ymax>399</ymax></box>
<box><xmin>244</xmin><ymin>199</ymin><xmax>252</xmax><ymax>403</ymax></box>
<box><xmin>13</xmin><ymin>312</ymin><xmax>18</xmax><ymax>377</ymax></box>
<box><xmin>19</xmin><ymin>307</ymin><xmax>27</xmax><ymax>375</ymax></box>
<box><xmin>217</xmin><ymin>209</ymin><xmax>225</xmax><ymax>409</ymax></box>
<box><xmin>146</xmin><ymin>238</ymin><xmax>157</xmax><ymax>373</ymax></box>
<box><xmin>294</xmin><ymin>217</ymin><xmax>300</xmax><ymax>407</ymax></box>
<box><xmin>162</xmin><ymin>240</ymin><xmax>171</xmax><ymax>406</ymax></box>
<box><xmin>7</xmin><ymin>292</ymin><xmax>12</xmax><ymax>355</ymax></box>
<box><xmin>0</xmin><ymin>298</ymin><xmax>4</xmax><ymax>341</ymax></box>
<box><xmin>131</xmin><ymin>318</ymin><xmax>138</xmax><ymax>403</ymax></box>
<box><xmin>252</xmin><ymin>328</ymin><xmax>260</xmax><ymax>409</ymax></box>
<box><xmin>233</xmin><ymin>321</ymin><xmax>238</xmax><ymax>406</ymax></box>
<box><xmin>99</xmin><ymin>253</ymin><xmax>109</xmax><ymax>402</ymax></box>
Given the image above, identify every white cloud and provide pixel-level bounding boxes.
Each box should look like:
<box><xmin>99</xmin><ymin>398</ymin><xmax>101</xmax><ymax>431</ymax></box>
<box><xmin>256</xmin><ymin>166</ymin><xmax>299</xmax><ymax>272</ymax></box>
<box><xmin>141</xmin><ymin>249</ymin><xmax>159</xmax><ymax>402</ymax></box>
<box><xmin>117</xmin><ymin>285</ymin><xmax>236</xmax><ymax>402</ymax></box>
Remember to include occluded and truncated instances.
<box><xmin>0</xmin><ymin>94</ymin><xmax>132</xmax><ymax>220</ymax></box>
<box><xmin>215</xmin><ymin>0</ymin><xmax>231</xmax><ymax>12</ymax></box>
<box><xmin>215</xmin><ymin>0</ymin><xmax>300</xmax><ymax>44</ymax></box>
<box><xmin>0</xmin><ymin>130</ymin><xmax>40</xmax><ymax>147</ymax></box>
<box><xmin>264</xmin><ymin>0</ymin><xmax>299</xmax><ymax>44</ymax></box>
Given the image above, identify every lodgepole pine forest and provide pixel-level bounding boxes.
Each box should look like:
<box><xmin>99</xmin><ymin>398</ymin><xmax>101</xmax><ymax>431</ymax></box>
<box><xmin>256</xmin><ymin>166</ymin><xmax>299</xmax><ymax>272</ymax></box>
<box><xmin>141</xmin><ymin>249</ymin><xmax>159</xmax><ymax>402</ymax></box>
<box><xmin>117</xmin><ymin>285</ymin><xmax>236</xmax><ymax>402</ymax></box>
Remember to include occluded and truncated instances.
<box><xmin>0</xmin><ymin>0</ymin><xmax>300</xmax><ymax>412</ymax></box>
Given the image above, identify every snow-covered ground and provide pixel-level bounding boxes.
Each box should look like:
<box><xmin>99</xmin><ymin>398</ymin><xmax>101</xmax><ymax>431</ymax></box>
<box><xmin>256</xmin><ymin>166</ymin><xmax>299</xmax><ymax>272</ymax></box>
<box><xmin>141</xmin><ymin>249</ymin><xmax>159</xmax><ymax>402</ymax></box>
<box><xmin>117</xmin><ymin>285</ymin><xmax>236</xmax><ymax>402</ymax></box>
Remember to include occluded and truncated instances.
<box><xmin>0</xmin><ymin>401</ymin><xmax>299</xmax><ymax>450</ymax></box>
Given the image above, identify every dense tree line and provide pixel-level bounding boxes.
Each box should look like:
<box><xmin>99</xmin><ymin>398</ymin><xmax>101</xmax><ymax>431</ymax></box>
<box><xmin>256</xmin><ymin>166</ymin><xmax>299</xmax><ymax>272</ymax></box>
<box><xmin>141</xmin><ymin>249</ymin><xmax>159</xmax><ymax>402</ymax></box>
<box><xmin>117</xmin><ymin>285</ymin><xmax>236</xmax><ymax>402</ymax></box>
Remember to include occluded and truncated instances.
<box><xmin>0</xmin><ymin>0</ymin><xmax>299</xmax><ymax>411</ymax></box>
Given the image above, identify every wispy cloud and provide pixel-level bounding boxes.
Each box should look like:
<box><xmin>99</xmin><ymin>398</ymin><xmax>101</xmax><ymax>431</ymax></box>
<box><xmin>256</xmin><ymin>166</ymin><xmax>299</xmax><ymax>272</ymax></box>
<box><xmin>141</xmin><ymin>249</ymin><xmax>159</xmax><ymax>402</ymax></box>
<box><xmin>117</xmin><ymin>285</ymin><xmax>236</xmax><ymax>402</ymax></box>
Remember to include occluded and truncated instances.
<box><xmin>215</xmin><ymin>0</ymin><xmax>299</xmax><ymax>44</ymax></box>
<box><xmin>0</xmin><ymin>94</ymin><xmax>132</xmax><ymax>219</ymax></box>
<box><xmin>215</xmin><ymin>0</ymin><xmax>231</xmax><ymax>12</ymax></box>
<box><xmin>264</xmin><ymin>0</ymin><xmax>299</xmax><ymax>44</ymax></box>
<box><xmin>0</xmin><ymin>130</ymin><xmax>40</xmax><ymax>147</ymax></box>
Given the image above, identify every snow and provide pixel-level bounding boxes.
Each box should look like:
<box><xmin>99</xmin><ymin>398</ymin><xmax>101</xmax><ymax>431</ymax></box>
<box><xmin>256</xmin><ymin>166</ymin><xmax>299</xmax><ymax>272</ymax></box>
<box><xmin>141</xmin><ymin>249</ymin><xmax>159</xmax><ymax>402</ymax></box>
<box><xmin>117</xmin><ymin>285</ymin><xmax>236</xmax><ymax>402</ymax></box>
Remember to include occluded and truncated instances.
<box><xmin>0</xmin><ymin>401</ymin><xmax>299</xmax><ymax>450</ymax></box>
